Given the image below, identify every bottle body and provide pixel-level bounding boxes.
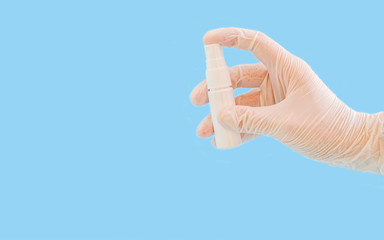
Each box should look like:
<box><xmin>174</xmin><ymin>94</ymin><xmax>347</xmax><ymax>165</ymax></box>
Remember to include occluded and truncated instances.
<box><xmin>205</xmin><ymin>43</ymin><xmax>242</xmax><ymax>149</ymax></box>
<box><xmin>208</xmin><ymin>87</ymin><xmax>242</xmax><ymax>149</ymax></box>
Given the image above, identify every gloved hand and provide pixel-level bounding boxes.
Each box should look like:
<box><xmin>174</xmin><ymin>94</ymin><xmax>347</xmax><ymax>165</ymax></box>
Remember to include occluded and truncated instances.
<box><xmin>190</xmin><ymin>27</ymin><xmax>384</xmax><ymax>174</ymax></box>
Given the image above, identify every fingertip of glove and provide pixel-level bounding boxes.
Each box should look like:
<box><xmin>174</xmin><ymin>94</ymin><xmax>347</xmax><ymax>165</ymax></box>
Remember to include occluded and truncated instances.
<box><xmin>211</xmin><ymin>137</ymin><xmax>216</xmax><ymax>147</ymax></box>
<box><xmin>203</xmin><ymin>29</ymin><xmax>217</xmax><ymax>45</ymax></box>
<box><xmin>203</xmin><ymin>27</ymin><xmax>231</xmax><ymax>45</ymax></box>
<box><xmin>190</xmin><ymin>88</ymin><xmax>202</xmax><ymax>106</ymax></box>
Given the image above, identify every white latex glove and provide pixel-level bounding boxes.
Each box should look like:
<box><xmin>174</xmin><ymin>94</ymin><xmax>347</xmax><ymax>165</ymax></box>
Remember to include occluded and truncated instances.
<box><xmin>190</xmin><ymin>27</ymin><xmax>384</xmax><ymax>174</ymax></box>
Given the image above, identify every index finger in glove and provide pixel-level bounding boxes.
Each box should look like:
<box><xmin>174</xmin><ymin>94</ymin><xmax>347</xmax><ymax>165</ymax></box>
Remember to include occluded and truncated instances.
<box><xmin>203</xmin><ymin>27</ymin><xmax>286</xmax><ymax>68</ymax></box>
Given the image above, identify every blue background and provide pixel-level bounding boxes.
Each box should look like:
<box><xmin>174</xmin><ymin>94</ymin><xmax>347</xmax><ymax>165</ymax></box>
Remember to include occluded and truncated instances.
<box><xmin>0</xmin><ymin>0</ymin><xmax>383</xmax><ymax>239</ymax></box>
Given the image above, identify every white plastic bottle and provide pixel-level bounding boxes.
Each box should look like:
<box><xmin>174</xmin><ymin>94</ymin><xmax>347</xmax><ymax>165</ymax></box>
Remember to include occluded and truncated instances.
<box><xmin>205</xmin><ymin>44</ymin><xmax>242</xmax><ymax>149</ymax></box>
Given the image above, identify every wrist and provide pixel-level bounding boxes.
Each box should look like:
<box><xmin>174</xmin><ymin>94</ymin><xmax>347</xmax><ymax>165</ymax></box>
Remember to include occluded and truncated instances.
<box><xmin>364</xmin><ymin>111</ymin><xmax>384</xmax><ymax>173</ymax></box>
<box><xmin>337</xmin><ymin>111</ymin><xmax>384</xmax><ymax>174</ymax></box>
